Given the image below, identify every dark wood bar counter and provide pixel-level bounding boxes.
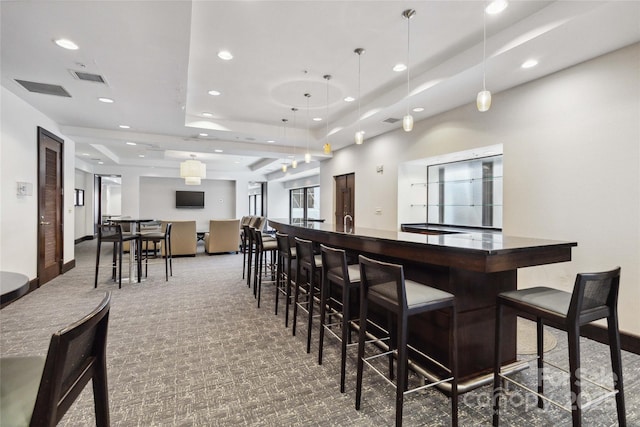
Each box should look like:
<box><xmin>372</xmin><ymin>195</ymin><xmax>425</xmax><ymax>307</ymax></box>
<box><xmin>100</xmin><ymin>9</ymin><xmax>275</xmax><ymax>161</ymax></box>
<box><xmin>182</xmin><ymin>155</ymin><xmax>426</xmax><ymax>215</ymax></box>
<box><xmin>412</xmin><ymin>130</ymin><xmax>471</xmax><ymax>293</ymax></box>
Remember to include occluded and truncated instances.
<box><xmin>268</xmin><ymin>219</ymin><xmax>577</xmax><ymax>390</ymax></box>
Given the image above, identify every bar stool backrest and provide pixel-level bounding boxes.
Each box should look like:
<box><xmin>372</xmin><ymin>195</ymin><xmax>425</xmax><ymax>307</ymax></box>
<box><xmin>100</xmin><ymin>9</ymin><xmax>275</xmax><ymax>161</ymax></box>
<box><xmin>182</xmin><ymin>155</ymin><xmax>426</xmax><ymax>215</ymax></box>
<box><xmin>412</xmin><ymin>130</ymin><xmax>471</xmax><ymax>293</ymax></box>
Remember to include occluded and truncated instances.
<box><xmin>320</xmin><ymin>244</ymin><xmax>350</xmax><ymax>284</ymax></box>
<box><xmin>31</xmin><ymin>292</ymin><xmax>111</xmax><ymax>425</ymax></box>
<box><xmin>294</xmin><ymin>237</ymin><xmax>317</xmax><ymax>270</ymax></box>
<box><xmin>98</xmin><ymin>223</ymin><xmax>124</xmax><ymax>242</ymax></box>
<box><xmin>240</xmin><ymin>216</ymin><xmax>251</xmax><ymax>226</ymax></box>
<box><xmin>248</xmin><ymin>216</ymin><xmax>259</xmax><ymax>228</ymax></box>
<box><xmin>358</xmin><ymin>255</ymin><xmax>407</xmax><ymax>313</ymax></box>
<box><xmin>570</xmin><ymin>267</ymin><xmax>621</xmax><ymax>324</ymax></box>
<box><xmin>276</xmin><ymin>232</ymin><xmax>292</xmax><ymax>257</ymax></box>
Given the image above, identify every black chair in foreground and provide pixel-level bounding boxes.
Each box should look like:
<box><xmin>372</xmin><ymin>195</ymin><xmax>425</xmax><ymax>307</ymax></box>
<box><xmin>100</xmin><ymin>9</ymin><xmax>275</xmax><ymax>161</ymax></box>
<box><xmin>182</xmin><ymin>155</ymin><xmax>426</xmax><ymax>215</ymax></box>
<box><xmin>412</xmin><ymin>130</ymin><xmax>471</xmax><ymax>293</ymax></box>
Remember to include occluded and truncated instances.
<box><xmin>492</xmin><ymin>267</ymin><xmax>625</xmax><ymax>427</ymax></box>
<box><xmin>0</xmin><ymin>292</ymin><xmax>112</xmax><ymax>427</ymax></box>
<box><xmin>95</xmin><ymin>223</ymin><xmax>141</xmax><ymax>288</ymax></box>
<box><xmin>356</xmin><ymin>255</ymin><xmax>458</xmax><ymax>427</ymax></box>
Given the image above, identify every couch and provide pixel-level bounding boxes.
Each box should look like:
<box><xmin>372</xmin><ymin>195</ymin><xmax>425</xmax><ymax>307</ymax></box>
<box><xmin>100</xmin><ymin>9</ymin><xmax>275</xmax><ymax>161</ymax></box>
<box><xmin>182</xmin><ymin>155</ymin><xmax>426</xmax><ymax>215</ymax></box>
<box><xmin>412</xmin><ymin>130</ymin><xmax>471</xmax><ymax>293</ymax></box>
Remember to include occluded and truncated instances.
<box><xmin>204</xmin><ymin>219</ymin><xmax>241</xmax><ymax>254</ymax></box>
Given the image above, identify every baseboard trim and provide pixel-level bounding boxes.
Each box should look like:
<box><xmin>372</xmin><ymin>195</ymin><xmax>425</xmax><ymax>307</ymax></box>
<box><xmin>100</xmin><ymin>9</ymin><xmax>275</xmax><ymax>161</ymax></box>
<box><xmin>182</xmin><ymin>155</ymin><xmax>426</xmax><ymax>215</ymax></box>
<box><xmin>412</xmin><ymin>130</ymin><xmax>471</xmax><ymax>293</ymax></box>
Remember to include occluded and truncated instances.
<box><xmin>74</xmin><ymin>235</ymin><xmax>94</xmax><ymax>244</ymax></box>
<box><xmin>62</xmin><ymin>259</ymin><xmax>75</xmax><ymax>274</ymax></box>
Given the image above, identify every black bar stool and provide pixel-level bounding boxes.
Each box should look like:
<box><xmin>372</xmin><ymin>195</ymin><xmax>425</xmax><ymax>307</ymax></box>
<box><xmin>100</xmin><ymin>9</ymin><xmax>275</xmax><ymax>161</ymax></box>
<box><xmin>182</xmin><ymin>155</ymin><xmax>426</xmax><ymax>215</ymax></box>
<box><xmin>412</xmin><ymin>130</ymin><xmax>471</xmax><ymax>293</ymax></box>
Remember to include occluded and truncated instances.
<box><xmin>140</xmin><ymin>222</ymin><xmax>172</xmax><ymax>281</ymax></box>
<box><xmin>243</xmin><ymin>224</ymin><xmax>255</xmax><ymax>288</ymax></box>
<box><xmin>253</xmin><ymin>228</ymin><xmax>277</xmax><ymax>308</ymax></box>
<box><xmin>94</xmin><ymin>223</ymin><xmax>141</xmax><ymax>288</ymax></box>
<box><xmin>355</xmin><ymin>255</ymin><xmax>458</xmax><ymax>427</ymax></box>
<box><xmin>318</xmin><ymin>244</ymin><xmax>361</xmax><ymax>393</ymax></box>
<box><xmin>275</xmin><ymin>232</ymin><xmax>296</xmax><ymax>327</ymax></box>
<box><xmin>492</xmin><ymin>267</ymin><xmax>625</xmax><ymax>427</ymax></box>
<box><xmin>293</xmin><ymin>237</ymin><xmax>322</xmax><ymax>354</ymax></box>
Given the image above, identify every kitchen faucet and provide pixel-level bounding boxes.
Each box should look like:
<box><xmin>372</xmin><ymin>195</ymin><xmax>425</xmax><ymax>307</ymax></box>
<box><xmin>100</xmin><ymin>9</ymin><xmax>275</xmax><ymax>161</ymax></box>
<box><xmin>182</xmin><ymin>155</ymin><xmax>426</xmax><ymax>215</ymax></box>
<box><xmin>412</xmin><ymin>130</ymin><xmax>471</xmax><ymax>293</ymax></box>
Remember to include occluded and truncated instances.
<box><xmin>343</xmin><ymin>214</ymin><xmax>353</xmax><ymax>233</ymax></box>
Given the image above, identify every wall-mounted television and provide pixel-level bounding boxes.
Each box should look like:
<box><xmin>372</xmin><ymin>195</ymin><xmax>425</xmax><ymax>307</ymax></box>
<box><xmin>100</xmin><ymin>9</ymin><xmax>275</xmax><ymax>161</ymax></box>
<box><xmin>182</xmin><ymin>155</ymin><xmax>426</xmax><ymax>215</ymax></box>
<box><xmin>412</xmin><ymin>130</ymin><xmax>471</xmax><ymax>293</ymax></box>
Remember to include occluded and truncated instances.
<box><xmin>176</xmin><ymin>190</ymin><xmax>205</xmax><ymax>209</ymax></box>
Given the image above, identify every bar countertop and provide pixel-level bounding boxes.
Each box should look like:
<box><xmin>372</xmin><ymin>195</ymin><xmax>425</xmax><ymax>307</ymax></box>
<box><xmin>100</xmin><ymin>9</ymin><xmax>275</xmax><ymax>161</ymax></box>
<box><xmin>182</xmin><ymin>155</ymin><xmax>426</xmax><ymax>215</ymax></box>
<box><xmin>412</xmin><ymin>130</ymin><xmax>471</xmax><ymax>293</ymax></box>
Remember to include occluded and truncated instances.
<box><xmin>268</xmin><ymin>218</ymin><xmax>578</xmax><ymax>273</ymax></box>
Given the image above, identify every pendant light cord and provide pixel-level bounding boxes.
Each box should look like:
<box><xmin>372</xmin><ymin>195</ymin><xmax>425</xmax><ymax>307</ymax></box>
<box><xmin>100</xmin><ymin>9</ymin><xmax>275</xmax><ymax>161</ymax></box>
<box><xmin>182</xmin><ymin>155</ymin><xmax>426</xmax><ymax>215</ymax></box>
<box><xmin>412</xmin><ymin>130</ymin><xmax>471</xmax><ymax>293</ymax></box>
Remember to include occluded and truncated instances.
<box><xmin>406</xmin><ymin>13</ymin><xmax>411</xmax><ymax>115</ymax></box>
<box><xmin>482</xmin><ymin>6</ymin><xmax>487</xmax><ymax>91</ymax></box>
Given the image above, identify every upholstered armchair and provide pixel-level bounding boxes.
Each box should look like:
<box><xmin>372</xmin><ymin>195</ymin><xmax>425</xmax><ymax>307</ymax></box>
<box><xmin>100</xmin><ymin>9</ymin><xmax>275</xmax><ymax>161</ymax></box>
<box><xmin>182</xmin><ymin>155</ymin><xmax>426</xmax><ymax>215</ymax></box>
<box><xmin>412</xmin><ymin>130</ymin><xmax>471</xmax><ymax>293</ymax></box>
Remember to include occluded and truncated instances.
<box><xmin>204</xmin><ymin>219</ymin><xmax>241</xmax><ymax>254</ymax></box>
<box><xmin>162</xmin><ymin>220</ymin><xmax>197</xmax><ymax>256</ymax></box>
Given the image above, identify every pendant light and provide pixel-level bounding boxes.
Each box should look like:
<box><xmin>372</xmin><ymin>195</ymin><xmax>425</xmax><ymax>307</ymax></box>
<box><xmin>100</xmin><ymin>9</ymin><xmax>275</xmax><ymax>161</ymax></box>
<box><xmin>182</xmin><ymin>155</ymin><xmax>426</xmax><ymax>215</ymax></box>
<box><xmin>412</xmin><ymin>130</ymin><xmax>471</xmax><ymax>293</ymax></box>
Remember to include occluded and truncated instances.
<box><xmin>402</xmin><ymin>9</ymin><xmax>416</xmax><ymax>132</ymax></box>
<box><xmin>304</xmin><ymin>93</ymin><xmax>311</xmax><ymax>163</ymax></box>
<box><xmin>477</xmin><ymin>4</ymin><xmax>492</xmax><ymax>112</ymax></box>
<box><xmin>289</xmin><ymin>114</ymin><xmax>297</xmax><ymax>168</ymax></box>
<box><xmin>323</xmin><ymin>74</ymin><xmax>332</xmax><ymax>155</ymax></box>
<box><xmin>180</xmin><ymin>154</ymin><xmax>206</xmax><ymax>185</ymax></box>
<box><xmin>354</xmin><ymin>48</ymin><xmax>365</xmax><ymax>144</ymax></box>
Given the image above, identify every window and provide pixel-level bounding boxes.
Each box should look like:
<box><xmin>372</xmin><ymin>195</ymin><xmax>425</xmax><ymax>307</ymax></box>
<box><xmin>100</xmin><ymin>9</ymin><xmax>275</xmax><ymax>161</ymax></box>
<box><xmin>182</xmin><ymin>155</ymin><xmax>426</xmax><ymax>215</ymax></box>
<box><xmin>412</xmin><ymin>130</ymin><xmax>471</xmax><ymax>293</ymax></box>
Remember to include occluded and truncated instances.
<box><xmin>427</xmin><ymin>155</ymin><xmax>502</xmax><ymax>229</ymax></box>
<box><xmin>248</xmin><ymin>182</ymin><xmax>265</xmax><ymax>216</ymax></box>
<box><xmin>290</xmin><ymin>186</ymin><xmax>320</xmax><ymax>222</ymax></box>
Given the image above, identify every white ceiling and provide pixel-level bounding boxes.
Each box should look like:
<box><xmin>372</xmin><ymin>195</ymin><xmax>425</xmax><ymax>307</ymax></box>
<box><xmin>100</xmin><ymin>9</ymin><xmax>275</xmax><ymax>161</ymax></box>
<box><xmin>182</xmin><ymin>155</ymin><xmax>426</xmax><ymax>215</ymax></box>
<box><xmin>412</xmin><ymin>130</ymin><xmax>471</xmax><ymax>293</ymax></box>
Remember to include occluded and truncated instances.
<box><xmin>2</xmin><ymin>1</ymin><xmax>639</xmax><ymax>180</ymax></box>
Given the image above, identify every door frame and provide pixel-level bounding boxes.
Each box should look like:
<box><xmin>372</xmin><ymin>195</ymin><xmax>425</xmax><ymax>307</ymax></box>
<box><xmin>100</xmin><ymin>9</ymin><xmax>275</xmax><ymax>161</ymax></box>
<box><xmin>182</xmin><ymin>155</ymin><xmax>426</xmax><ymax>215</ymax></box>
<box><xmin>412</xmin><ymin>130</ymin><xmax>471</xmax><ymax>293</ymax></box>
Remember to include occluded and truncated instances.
<box><xmin>334</xmin><ymin>173</ymin><xmax>355</xmax><ymax>231</ymax></box>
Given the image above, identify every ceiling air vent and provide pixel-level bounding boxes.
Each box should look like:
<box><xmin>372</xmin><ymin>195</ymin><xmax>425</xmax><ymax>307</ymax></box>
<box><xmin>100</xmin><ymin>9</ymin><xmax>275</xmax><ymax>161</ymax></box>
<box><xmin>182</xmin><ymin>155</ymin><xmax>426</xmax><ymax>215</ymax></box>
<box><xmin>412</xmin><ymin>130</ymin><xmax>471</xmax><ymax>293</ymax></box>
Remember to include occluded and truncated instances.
<box><xmin>383</xmin><ymin>117</ymin><xmax>401</xmax><ymax>124</ymax></box>
<box><xmin>15</xmin><ymin>80</ymin><xmax>71</xmax><ymax>97</ymax></box>
<box><xmin>70</xmin><ymin>70</ymin><xmax>106</xmax><ymax>84</ymax></box>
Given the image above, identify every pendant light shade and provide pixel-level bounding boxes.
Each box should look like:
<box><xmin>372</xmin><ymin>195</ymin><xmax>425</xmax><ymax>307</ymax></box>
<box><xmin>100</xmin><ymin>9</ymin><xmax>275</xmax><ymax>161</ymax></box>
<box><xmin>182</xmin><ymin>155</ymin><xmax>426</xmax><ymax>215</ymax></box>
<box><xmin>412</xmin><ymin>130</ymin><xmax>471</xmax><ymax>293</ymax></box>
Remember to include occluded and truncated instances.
<box><xmin>180</xmin><ymin>155</ymin><xmax>206</xmax><ymax>185</ymax></box>
<box><xmin>477</xmin><ymin>5</ymin><xmax>492</xmax><ymax>112</ymax></box>
<box><xmin>292</xmin><ymin>159</ymin><xmax>298</xmax><ymax>168</ymax></box>
<box><xmin>282</xmin><ymin>163</ymin><xmax>287</xmax><ymax>173</ymax></box>
<box><xmin>477</xmin><ymin>90</ymin><xmax>492</xmax><ymax>112</ymax></box>
<box><xmin>402</xmin><ymin>9</ymin><xmax>416</xmax><ymax>132</ymax></box>
<box><xmin>402</xmin><ymin>114</ymin><xmax>414</xmax><ymax>132</ymax></box>
<box><xmin>354</xmin><ymin>48</ymin><xmax>365</xmax><ymax>144</ymax></box>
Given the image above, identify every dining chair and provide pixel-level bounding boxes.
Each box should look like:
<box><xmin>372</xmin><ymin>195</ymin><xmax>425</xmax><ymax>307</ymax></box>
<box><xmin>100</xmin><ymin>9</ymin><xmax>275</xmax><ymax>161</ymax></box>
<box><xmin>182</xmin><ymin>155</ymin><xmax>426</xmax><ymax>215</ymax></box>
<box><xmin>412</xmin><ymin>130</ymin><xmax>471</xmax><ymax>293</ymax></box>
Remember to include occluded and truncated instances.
<box><xmin>0</xmin><ymin>292</ymin><xmax>112</xmax><ymax>427</ymax></box>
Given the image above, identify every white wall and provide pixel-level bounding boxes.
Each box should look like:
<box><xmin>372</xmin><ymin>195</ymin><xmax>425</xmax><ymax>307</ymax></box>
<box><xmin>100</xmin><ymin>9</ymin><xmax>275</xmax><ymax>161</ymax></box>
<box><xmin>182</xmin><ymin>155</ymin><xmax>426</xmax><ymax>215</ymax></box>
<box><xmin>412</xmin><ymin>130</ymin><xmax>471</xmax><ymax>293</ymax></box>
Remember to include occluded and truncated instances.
<box><xmin>74</xmin><ymin>169</ymin><xmax>95</xmax><ymax>240</ymax></box>
<box><xmin>320</xmin><ymin>43</ymin><xmax>640</xmax><ymax>336</ymax></box>
<box><xmin>1</xmin><ymin>87</ymin><xmax>76</xmax><ymax>277</ymax></box>
<box><xmin>139</xmin><ymin>177</ymin><xmax>236</xmax><ymax>231</ymax></box>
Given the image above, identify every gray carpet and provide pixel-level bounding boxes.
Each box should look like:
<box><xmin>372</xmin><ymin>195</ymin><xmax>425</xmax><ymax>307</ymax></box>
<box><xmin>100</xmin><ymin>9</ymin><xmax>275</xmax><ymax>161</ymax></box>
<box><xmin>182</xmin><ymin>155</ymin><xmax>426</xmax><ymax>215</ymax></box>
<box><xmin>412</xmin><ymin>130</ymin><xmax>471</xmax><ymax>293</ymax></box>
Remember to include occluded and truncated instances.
<box><xmin>1</xmin><ymin>240</ymin><xmax>638</xmax><ymax>426</ymax></box>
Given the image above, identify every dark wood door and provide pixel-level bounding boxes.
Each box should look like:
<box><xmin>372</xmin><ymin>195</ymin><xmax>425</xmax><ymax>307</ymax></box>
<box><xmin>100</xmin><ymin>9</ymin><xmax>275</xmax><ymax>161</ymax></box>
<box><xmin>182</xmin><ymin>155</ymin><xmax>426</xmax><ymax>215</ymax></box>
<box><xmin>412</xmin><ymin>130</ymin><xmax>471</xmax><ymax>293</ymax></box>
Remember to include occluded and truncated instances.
<box><xmin>334</xmin><ymin>173</ymin><xmax>355</xmax><ymax>231</ymax></box>
<box><xmin>38</xmin><ymin>127</ymin><xmax>64</xmax><ymax>285</ymax></box>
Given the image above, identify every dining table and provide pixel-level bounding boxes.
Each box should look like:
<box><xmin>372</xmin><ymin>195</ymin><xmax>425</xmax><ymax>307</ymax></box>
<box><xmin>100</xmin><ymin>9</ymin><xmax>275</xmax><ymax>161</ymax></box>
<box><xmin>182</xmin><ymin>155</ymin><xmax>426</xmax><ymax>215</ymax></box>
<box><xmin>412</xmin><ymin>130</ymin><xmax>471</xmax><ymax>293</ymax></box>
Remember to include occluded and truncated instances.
<box><xmin>0</xmin><ymin>271</ymin><xmax>30</xmax><ymax>307</ymax></box>
<box><xmin>108</xmin><ymin>218</ymin><xmax>155</xmax><ymax>283</ymax></box>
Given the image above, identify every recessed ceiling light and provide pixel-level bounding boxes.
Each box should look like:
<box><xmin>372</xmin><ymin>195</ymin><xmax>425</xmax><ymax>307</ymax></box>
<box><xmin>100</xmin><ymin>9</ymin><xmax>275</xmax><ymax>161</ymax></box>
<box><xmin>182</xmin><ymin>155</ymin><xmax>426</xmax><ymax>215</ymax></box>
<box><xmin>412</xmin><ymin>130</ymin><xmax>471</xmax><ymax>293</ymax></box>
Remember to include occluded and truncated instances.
<box><xmin>202</xmin><ymin>112</ymin><xmax>214</xmax><ymax>117</ymax></box>
<box><xmin>267</xmin><ymin>140</ymin><xmax>275</xmax><ymax>143</ymax></box>
<box><xmin>486</xmin><ymin>0</ymin><xmax>508</xmax><ymax>15</ymax></box>
<box><xmin>199</xmin><ymin>133</ymin><xmax>209</xmax><ymax>137</ymax></box>
<box><xmin>313</xmin><ymin>117</ymin><xmax>322</xmax><ymax>122</ymax></box>
<box><xmin>119</xmin><ymin>125</ymin><xmax>130</xmax><ymax>129</ymax></box>
<box><xmin>138</xmin><ymin>154</ymin><xmax>145</xmax><ymax>158</ymax></box>
<box><xmin>412</xmin><ymin>107</ymin><xmax>424</xmax><ymax>112</ymax></box>
<box><xmin>217</xmin><ymin>50</ymin><xmax>233</xmax><ymax>60</ymax></box>
<box><xmin>521</xmin><ymin>59</ymin><xmax>538</xmax><ymax>69</ymax></box>
<box><xmin>208</xmin><ymin>90</ymin><xmax>221</xmax><ymax>96</ymax></box>
<box><xmin>234</xmin><ymin>161</ymin><xmax>240</xmax><ymax>164</ymax></box>
<box><xmin>393</xmin><ymin>63</ymin><xmax>407</xmax><ymax>72</ymax></box>
<box><xmin>98</xmin><ymin>161</ymin><xmax>104</xmax><ymax>165</ymax></box>
<box><xmin>344</xmin><ymin>96</ymin><xmax>355</xmax><ymax>102</ymax></box>
<box><xmin>214</xmin><ymin>149</ymin><xmax>223</xmax><ymax>153</ymax></box>
<box><xmin>126</xmin><ymin>142</ymin><xmax>137</xmax><ymax>146</ymax></box>
<box><xmin>82</xmin><ymin>153</ymin><xmax>90</xmax><ymax>156</ymax></box>
<box><xmin>54</xmin><ymin>38</ymin><xmax>78</xmax><ymax>50</ymax></box>
<box><xmin>98</xmin><ymin>97</ymin><xmax>114</xmax><ymax>103</ymax></box>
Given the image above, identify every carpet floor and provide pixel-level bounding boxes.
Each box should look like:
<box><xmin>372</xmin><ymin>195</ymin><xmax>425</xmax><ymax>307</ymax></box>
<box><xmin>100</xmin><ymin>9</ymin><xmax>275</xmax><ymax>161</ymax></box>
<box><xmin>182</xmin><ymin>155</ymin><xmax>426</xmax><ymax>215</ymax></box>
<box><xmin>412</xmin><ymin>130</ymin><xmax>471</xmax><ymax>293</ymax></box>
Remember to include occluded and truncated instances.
<box><xmin>1</xmin><ymin>240</ymin><xmax>638</xmax><ymax>426</ymax></box>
